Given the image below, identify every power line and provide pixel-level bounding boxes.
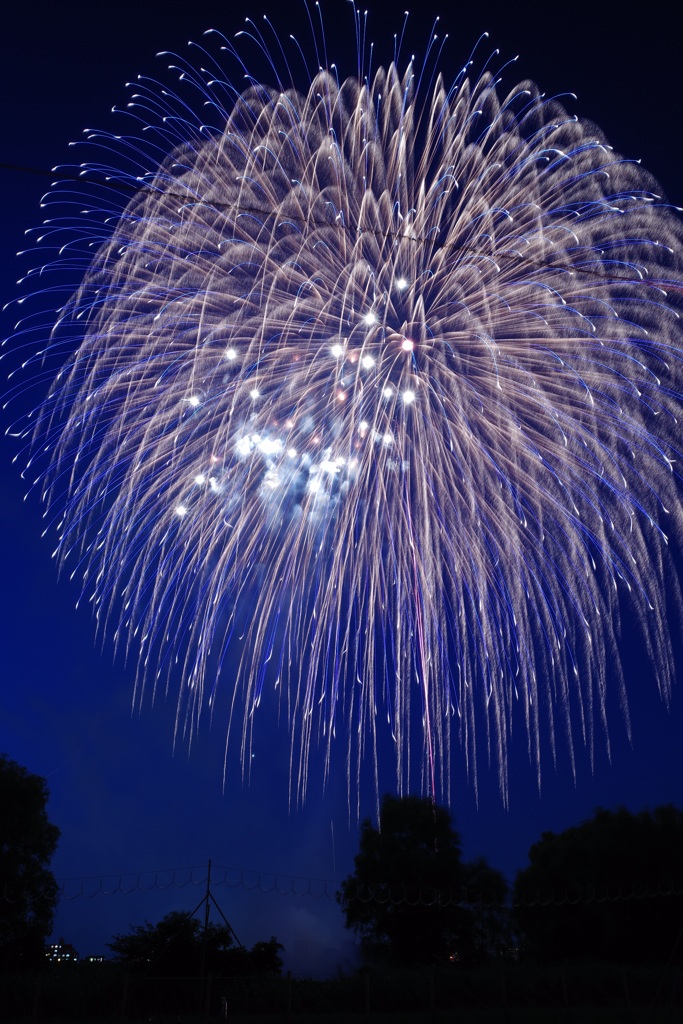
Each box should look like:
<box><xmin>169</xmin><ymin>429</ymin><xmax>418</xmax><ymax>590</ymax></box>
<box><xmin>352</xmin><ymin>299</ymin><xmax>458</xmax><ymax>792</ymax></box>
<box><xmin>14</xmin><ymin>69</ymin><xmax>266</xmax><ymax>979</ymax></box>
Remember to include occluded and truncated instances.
<box><xmin>3</xmin><ymin>862</ymin><xmax>683</xmax><ymax>909</ymax></box>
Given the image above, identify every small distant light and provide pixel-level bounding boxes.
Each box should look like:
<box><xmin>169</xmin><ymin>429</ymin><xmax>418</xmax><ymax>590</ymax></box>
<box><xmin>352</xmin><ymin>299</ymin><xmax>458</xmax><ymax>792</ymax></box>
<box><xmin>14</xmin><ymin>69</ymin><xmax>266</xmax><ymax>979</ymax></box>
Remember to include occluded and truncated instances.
<box><xmin>403</xmin><ymin>389</ymin><xmax>416</xmax><ymax>405</ymax></box>
<box><xmin>194</xmin><ymin>474</ymin><xmax>206</xmax><ymax>485</ymax></box>
<box><xmin>383</xmin><ymin>432</ymin><xmax>393</xmax><ymax>446</ymax></box>
<box><xmin>363</xmin><ymin>312</ymin><xmax>377</xmax><ymax>326</ymax></box>
<box><xmin>250</xmin><ymin>388</ymin><xmax>260</xmax><ymax>399</ymax></box>
<box><xmin>175</xmin><ymin>505</ymin><xmax>188</xmax><ymax>517</ymax></box>
<box><xmin>188</xmin><ymin>395</ymin><xmax>201</xmax><ymax>407</ymax></box>
<box><xmin>401</xmin><ymin>338</ymin><xmax>414</xmax><ymax>352</ymax></box>
<box><xmin>359</xmin><ymin>420</ymin><xmax>369</xmax><ymax>432</ymax></box>
<box><xmin>330</xmin><ymin>343</ymin><xmax>344</xmax><ymax>358</ymax></box>
<box><xmin>337</xmin><ymin>390</ymin><xmax>346</xmax><ymax>401</ymax></box>
<box><xmin>383</xmin><ymin>386</ymin><xmax>393</xmax><ymax>399</ymax></box>
<box><xmin>287</xmin><ymin>447</ymin><xmax>298</xmax><ymax>458</ymax></box>
<box><xmin>225</xmin><ymin>347</ymin><xmax>237</xmax><ymax>361</ymax></box>
<box><xmin>361</xmin><ymin>354</ymin><xmax>375</xmax><ymax>369</ymax></box>
<box><xmin>396</xmin><ymin>277</ymin><xmax>408</xmax><ymax>290</ymax></box>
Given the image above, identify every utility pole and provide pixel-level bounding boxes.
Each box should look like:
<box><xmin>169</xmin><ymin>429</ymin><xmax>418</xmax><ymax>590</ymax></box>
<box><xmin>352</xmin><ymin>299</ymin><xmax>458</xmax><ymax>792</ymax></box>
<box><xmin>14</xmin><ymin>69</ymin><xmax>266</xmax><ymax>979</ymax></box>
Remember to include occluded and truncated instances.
<box><xmin>192</xmin><ymin>859</ymin><xmax>246</xmax><ymax>1017</ymax></box>
<box><xmin>199</xmin><ymin>859</ymin><xmax>212</xmax><ymax>1014</ymax></box>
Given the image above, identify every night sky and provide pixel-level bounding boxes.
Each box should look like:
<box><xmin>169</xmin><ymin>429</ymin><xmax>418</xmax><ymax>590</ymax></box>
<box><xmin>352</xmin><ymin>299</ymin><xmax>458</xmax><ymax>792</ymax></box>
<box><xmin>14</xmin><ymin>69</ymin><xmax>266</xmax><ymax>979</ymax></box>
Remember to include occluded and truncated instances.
<box><xmin>1</xmin><ymin>0</ymin><xmax>682</xmax><ymax>977</ymax></box>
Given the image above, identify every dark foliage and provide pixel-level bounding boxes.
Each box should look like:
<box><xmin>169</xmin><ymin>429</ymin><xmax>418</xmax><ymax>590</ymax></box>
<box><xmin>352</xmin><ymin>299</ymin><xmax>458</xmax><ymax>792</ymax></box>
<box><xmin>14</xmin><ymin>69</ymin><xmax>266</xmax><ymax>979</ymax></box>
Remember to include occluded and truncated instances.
<box><xmin>0</xmin><ymin>754</ymin><xmax>60</xmax><ymax>971</ymax></box>
<box><xmin>459</xmin><ymin>856</ymin><xmax>511</xmax><ymax>962</ymax></box>
<box><xmin>108</xmin><ymin>910</ymin><xmax>282</xmax><ymax>976</ymax></box>
<box><xmin>337</xmin><ymin>794</ymin><xmax>472</xmax><ymax>964</ymax></box>
<box><xmin>514</xmin><ymin>804</ymin><xmax>683</xmax><ymax>963</ymax></box>
<box><xmin>247</xmin><ymin>937</ymin><xmax>285</xmax><ymax>974</ymax></box>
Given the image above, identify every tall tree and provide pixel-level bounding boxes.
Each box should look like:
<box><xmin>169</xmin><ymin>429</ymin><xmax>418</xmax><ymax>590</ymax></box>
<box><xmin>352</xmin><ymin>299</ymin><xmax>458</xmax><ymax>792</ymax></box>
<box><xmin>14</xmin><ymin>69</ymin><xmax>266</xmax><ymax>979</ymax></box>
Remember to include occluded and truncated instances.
<box><xmin>459</xmin><ymin>857</ymin><xmax>510</xmax><ymax>963</ymax></box>
<box><xmin>514</xmin><ymin>805</ymin><xmax>683</xmax><ymax>963</ymax></box>
<box><xmin>0</xmin><ymin>754</ymin><xmax>60</xmax><ymax>970</ymax></box>
<box><xmin>337</xmin><ymin>795</ymin><xmax>467</xmax><ymax>964</ymax></box>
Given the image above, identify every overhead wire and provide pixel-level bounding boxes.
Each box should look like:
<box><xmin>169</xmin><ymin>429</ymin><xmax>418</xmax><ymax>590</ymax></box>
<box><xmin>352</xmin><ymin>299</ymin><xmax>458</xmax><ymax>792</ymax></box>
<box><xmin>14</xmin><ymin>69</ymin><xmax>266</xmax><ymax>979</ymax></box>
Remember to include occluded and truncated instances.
<box><xmin>2</xmin><ymin>861</ymin><xmax>682</xmax><ymax>908</ymax></box>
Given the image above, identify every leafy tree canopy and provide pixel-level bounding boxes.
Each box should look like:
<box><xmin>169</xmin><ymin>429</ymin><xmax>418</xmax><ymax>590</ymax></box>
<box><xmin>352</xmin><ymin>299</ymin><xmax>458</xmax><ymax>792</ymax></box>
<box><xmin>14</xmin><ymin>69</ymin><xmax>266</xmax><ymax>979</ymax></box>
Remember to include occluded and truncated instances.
<box><xmin>514</xmin><ymin>805</ymin><xmax>683</xmax><ymax>963</ymax></box>
<box><xmin>459</xmin><ymin>856</ymin><xmax>511</xmax><ymax>963</ymax></box>
<box><xmin>0</xmin><ymin>754</ymin><xmax>60</xmax><ymax>971</ymax></box>
<box><xmin>337</xmin><ymin>795</ymin><xmax>469</xmax><ymax>964</ymax></box>
<box><xmin>108</xmin><ymin>911</ymin><xmax>282</xmax><ymax>975</ymax></box>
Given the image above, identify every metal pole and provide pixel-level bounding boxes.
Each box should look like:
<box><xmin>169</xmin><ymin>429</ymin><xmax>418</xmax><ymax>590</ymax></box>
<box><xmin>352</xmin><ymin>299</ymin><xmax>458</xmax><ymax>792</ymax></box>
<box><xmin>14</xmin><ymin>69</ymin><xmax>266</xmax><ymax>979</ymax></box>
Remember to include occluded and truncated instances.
<box><xmin>199</xmin><ymin>859</ymin><xmax>212</xmax><ymax>1016</ymax></box>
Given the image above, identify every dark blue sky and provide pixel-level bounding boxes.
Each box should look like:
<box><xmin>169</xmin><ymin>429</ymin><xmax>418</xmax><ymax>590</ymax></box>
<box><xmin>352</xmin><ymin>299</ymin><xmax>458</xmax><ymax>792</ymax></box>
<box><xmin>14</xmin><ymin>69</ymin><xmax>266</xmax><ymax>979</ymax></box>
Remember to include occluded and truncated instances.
<box><xmin>1</xmin><ymin>0</ymin><xmax>682</xmax><ymax>976</ymax></box>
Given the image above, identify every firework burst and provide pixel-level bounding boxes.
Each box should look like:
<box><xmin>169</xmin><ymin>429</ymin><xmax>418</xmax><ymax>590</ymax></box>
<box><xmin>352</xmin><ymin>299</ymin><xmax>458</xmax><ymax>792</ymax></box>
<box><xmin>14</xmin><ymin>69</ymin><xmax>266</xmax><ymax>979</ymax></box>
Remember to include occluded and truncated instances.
<box><xmin>6</xmin><ymin>10</ymin><xmax>682</xmax><ymax>805</ymax></box>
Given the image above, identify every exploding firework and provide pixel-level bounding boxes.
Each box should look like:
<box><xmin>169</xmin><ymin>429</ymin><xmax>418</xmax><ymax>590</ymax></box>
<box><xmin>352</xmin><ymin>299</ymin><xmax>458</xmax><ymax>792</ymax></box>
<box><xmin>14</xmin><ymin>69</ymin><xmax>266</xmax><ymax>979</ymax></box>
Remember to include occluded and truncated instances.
<box><xmin>6</xmin><ymin>10</ymin><xmax>682</xmax><ymax>805</ymax></box>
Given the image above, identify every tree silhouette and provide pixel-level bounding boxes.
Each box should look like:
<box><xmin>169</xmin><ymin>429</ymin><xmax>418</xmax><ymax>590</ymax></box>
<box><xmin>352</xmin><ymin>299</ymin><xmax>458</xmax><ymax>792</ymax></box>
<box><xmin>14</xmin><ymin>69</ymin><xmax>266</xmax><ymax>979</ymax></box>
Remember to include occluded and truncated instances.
<box><xmin>459</xmin><ymin>856</ymin><xmax>510</xmax><ymax>963</ymax></box>
<box><xmin>108</xmin><ymin>911</ymin><xmax>283</xmax><ymax>975</ymax></box>
<box><xmin>514</xmin><ymin>805</ymin><xmax>683</xmax><ymax>963</ymax></box>
<box><xmin>337</xmin><ymin>795</ymin><xmax>468</xmax><ymax>964</ymax></box>
<box><xmin>0</xmin><ymin>754</ymin><xmax>60</xmax><ymax>970</ymax></box>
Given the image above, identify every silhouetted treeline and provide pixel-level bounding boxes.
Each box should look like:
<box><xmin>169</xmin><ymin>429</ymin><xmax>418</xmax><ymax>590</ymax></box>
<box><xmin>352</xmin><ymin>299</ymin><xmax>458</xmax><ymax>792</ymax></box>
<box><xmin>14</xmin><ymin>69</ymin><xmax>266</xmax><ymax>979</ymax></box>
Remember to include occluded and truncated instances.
<box><xmin>107</xmin><ymin>910</ymin><xmax>283</xmax><ymax>976</ymax></box>
<box><xmin>0</xmin><ymin>755</ymin><xmax>59</xmax><ymax>971</ymax></box>
<box><xmin>339</xmin><ymin>796</ymin><xmax>683</xmax><ymax>969</ymax></box>
<box><xmin>513</xmin><ymin>804</ymin><xmax>683</xmax><ymax>963</ymax></box>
